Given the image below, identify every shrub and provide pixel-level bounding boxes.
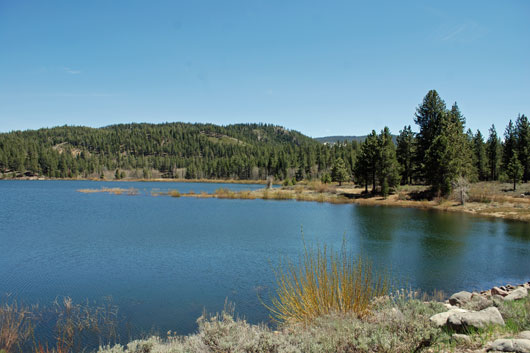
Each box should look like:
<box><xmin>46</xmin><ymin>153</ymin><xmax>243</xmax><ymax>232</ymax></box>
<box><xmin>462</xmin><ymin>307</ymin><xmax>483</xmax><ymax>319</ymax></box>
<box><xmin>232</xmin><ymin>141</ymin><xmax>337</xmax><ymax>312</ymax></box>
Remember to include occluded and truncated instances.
<box><xmin>266</xmin><ymin>241</ymin><xmax>389</xmax><ymax>325</ymax></box>
<box><xmin>168</xmin><ymin>189</ymin><xmax>180</xmax><ymax>197</ymax></box>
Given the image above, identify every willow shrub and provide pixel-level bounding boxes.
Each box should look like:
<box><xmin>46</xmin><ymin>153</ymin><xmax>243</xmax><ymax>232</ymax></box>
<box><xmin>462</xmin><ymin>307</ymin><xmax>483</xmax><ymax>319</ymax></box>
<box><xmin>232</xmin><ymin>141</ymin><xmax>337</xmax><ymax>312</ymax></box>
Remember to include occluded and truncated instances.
<box><xmin>267</xmin><ymin>242</ymin><xmax>389</xmax><ymax>325</ymax></box>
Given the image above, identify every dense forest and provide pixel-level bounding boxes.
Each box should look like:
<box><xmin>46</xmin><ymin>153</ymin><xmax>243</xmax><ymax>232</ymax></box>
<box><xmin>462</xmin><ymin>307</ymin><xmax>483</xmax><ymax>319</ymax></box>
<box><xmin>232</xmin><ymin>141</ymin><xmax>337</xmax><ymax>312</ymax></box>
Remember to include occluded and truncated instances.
<box><xmin>0</xmin><ymin>122</ymin><xmax>357</xmax><ymax>181</ymax></box>
<box><xmin>1</xmin><ymin>89</ymin><xmax>528</xmax><ymax>196</ymax></box>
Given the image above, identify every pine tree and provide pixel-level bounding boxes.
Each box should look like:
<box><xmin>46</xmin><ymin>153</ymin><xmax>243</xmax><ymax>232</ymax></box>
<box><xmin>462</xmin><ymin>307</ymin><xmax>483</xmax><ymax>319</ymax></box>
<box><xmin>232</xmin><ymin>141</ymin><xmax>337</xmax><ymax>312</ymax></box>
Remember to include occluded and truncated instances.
<box><xmin>414</xmin><ymin>90</ymin><xmax>447</xmax><ymax>181</ymax></box>
<box><xmin>355</xmin><ymin>131</ymin><xmax>379</xmax><ymax>193</ymax></box>
<box><xmin>377</xmin><ymin>127</ymin><xmax>400</xmax><ymax>197</ymax></box>
<box><xmin>486</xmin><ymin>125</ymin><xmax>501</xmax><ymax>181</ymax></box>
<box><xmin>515</xmin><ymin>114</ymin><xmax>530</xmax><ymax>182</ymax></box>
<box><xmin>331</xmin><ymin>157</ymin><xmax>349</xmax><ymax>186</ymax></box>
<box><xmin>473</xmin><ymin>130</ymin><xmax>487</xmax><ymax>181</ymax></box>
<box><xmin>396</xmin><ymin>125</ymin><xmax>415</xmax><ymax>185</ymax></box>
<box><xmin>507</xmin><ymin>152</ymin><xmax>523</xmax><ymax>191</ymax></box>
<box><xmin>425</xmin><ymin>103</ymin><xmax>472</xmax><ymax>196</ymax></box>
<box><xmin>503</xmin><ymin>120</ymin><xmax>517</xmax><ymax>171</ymax></box>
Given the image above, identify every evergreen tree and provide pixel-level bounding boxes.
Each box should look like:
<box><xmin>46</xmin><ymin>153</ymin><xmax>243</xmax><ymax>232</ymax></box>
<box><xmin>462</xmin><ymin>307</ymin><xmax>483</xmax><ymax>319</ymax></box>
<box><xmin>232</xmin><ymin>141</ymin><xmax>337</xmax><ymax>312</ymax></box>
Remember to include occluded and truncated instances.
<box><xmin>396</xmin><ymin>125</ymin><xmax>415</xmax><ymax>185</ymax></box>
<box><xmin>473</xmin><ymin>130</ymin><xmax>487</xmax><ymax>181</ymax></box>
<box><xmin>331</xmin><ymin>158</ymin><xmax>349</xmax><ymax>186</ymax></box>
<box><xmin>377</xmin><ymin>127</ymin><xmax>400</xmax><ymax>197</ymax></box>
<box><xmin>503</xmin><ymin>120</ymin><xmax>517</xmax><ymax>171</ymax></box>
<box><xmin>414</xmin><ymin>90</ymin><xmax>447</xmax><ymax>181</ymax></box>
<box><xmin>425</xmin><ymin>103</ymin><xmax>472</xmax><ymax>196</ymax></box>
<box><xmin>486</xmin><ymin>125</ymin><xmax>501</xmax><ymax>181</ymax></box>
<box><xmin>354</xmin><ymin>131</ymin><xmax>379</xmax><ymax>193</ymax></box>
<box><xmin>507</xmin><ymin>152</ymin><xmax>523</xmax><ymax>191</ymax></box>
<box><xmin>515</xmin><ymin>114</ymin><xmax>530</xmax><ymax>182</ymax></box>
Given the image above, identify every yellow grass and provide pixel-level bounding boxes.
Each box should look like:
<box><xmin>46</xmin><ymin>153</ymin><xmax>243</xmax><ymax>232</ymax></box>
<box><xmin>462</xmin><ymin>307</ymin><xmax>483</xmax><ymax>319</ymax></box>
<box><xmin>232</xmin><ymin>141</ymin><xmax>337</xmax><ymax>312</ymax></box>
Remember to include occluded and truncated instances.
<box><xmin>266</xmin><ymin>242</ymin><xmax>389</xmax><ymax>325</ymax></box>
<box><xmin>77</xmin><ymin>187</ymin><xmax>138</xmax><ymax>195</ymax></box>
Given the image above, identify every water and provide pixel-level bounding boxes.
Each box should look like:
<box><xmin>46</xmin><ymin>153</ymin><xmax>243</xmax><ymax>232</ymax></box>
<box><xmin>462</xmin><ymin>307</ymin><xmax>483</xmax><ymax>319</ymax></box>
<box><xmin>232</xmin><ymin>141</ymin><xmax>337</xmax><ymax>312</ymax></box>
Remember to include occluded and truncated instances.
<box><xmin>0</xmin><ymin>180</ymin><xmax>529</xmax><ymax>339</ymax></box>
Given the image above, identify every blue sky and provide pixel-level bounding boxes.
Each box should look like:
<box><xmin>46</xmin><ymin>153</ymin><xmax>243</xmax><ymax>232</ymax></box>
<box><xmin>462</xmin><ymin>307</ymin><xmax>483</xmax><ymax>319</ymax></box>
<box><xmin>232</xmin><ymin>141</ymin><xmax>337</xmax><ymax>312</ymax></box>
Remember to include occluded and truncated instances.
<box><xmin>0</xmin><ymin>1</ymin><xmax>528</xmax><ymax>137</ymax></box>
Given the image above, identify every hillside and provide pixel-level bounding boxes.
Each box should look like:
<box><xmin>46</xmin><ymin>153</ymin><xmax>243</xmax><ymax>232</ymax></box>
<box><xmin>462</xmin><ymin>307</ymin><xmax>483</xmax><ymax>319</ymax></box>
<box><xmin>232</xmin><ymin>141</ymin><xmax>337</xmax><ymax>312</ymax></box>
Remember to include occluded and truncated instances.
<box><xmin>0</xmin><ymin>122</ymin><xmax>356</xmax><ymax>180</ymax></box>
<box><xmin>316</xmin><ymin>135</ymin><xmax>398</xmax><ymax>144</ymax></box>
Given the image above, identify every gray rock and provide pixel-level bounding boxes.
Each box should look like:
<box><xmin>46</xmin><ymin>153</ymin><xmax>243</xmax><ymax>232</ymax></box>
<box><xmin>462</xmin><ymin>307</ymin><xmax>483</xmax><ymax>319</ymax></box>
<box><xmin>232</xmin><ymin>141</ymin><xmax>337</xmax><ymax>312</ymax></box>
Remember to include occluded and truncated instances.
<box><xmin>429</xmin><ymin>308</ymin><xmax>468</xmax><ymax>327</ymax></box>
<box><xmin>447</xmin><ymin>307</ymin><xmax>505</xmax><ymax>331</ymax></box>
<box><xmin>449</xmin><ymin>291</ymin><xmax>473</xmax><ymax>306</ymax></box>
<box><xmin>518</xmin><ymin>332</ymin><xmax>530</xmax><ymax>340</ymax></box>
<box><xmin>488</xmin><ymin>338</ymin><xmax>530</xmax><ymax>352</ymax></box>
<box><xmin>492</xmin><ymin>286</ymin><xmax>509</xmax><ymax>297</ymax></box>
<box><xmin>504</xmin><ymin>287</ymin><xmax>528</xmax><ymax>301</ymax></box>
<box><xmin>452</xmin><ymin>333</ymin><xmax>472</xmax><ymax>344</ymax></box>
<box><xmin>466</xmin><ymin>293</ymin><xmax>494</xmax><ymax>310</ymax></box>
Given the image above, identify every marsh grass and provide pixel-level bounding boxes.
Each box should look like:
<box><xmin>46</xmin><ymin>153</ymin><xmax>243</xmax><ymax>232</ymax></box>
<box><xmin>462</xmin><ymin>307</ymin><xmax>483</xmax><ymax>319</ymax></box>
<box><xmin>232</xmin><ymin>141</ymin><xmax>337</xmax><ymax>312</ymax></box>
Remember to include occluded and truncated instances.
<box><xmin>167</xmin><ymin>189</ymin><xmax>180</xmax><ymax>197</ymax></box>
<box><xmin>78</xmin><ymin>188</ymin><xmax>138</xmax><ymax>195</ymax></box>
<box><xmin>266</xmin><ymin>241</ymin><xmax>389</xmax><ymax>325</ymax></box>
<box><xmin>0</xmin><ymin>296</ymin><xmax>120</xmax><ymax>353</ymax></box>
<box><xmin>0</xmin><ymin>298</ymin><xmax>34</xmax><ymax>353</ymax></box>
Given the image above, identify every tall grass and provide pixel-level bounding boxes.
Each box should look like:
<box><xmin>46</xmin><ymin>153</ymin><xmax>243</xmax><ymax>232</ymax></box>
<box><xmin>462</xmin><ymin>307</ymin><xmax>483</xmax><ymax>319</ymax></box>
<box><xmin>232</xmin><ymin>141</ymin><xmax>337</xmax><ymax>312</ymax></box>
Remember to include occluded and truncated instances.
<box><xmin>266</xmin><ymin>241</ymin><xmax>389</xmax><ymax>325</ymax></box>
<box><xmin>0</xmin><ymin>298</ymin><xmax>34</xmax><ymax>353</ymax></box>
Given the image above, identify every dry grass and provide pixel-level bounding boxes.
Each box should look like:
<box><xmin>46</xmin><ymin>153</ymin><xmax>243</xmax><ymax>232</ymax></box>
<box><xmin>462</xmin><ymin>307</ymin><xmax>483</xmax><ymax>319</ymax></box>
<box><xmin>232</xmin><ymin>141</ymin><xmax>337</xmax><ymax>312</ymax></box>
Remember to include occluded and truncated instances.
<box><xmin>168</xmin><ymin>189</ymin><xmax>180</xmax><ymax>197</ymax></box>
<box><xmin>265</xmin><ymin>242</ymin><xmax>389</xmax><ymax>325</ymax></box>
<box><xmin>77</xmin><ymin>188</ymin><xmax>138</xmax><ymax>195</ymax></box>
<box><xmin>0</xmin><ymin>298</ymin><xmax>34</xmax><ymax>353</ymax></box>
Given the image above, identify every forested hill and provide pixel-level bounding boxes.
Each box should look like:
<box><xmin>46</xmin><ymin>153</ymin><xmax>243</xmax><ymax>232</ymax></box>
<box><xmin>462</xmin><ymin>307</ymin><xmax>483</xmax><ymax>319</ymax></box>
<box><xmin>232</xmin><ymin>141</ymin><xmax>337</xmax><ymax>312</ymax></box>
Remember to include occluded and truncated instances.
<box><xmin>316</xmin><ymin>135</ymin><xmax>398</xmax><ymax>144</ymax></box>
<box><xmin>0</xmin><ymin>122</ymin><xmax>357</xmax><ymax>180</ymax></box>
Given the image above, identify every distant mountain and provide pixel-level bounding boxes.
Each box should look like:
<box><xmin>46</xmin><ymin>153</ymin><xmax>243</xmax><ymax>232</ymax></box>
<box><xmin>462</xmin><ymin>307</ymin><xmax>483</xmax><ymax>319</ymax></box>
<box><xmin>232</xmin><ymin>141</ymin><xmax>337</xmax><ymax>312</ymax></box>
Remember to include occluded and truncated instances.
<box><xmin>0</xmin><ymin>122</ymin><xmax>342</xmax><ymax>180</ymax></box>
<box><xmin>315</xmin><ymin>135</ymin><xmax>398</xmax><ymax>144</ymax></box>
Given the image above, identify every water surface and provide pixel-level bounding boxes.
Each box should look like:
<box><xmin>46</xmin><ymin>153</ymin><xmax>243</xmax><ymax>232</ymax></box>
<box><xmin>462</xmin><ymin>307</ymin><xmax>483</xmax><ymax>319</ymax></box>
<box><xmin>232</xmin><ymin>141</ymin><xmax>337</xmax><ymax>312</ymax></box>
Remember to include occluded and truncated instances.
<box><xmin>0</xmin><ymin>180</ymin><xmax>529</xmax><ymax>339</ymax></box>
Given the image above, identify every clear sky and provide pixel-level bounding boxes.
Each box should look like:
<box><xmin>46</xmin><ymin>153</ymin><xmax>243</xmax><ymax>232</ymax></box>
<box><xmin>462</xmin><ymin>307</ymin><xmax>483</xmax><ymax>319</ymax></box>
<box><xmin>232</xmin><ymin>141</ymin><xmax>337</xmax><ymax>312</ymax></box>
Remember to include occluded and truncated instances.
<box><xmin>0</xmin><ymin>1</ymin><xmax>528</xmax><ymax>137</ymax></box>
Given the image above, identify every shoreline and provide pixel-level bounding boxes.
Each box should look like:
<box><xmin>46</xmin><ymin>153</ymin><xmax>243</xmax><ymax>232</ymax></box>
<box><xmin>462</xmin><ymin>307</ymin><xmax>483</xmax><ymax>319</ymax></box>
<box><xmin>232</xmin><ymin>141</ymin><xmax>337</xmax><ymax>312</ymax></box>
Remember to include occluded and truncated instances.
<box><xmin>75</xmin><ymin>182</ymin><xmax>530</xmax><ymax>223</ymax></box>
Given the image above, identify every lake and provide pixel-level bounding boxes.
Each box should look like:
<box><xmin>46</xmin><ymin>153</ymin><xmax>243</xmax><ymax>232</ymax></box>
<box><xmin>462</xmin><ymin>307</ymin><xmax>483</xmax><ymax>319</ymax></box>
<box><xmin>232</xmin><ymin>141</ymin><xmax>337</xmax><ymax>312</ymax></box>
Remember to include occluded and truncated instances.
<box><xmin>1</xmin><ymin>180</ymin><xmax>529</xmax><ymax>341</ymax></box>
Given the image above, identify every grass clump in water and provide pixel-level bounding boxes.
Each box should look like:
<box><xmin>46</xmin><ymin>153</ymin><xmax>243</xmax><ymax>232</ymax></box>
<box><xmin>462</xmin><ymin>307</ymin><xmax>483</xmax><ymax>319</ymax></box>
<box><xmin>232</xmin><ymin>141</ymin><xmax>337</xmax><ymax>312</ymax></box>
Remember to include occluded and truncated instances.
<box><xmin>266</xmin><ymin>241</ymin><xmax>389</xmax><ymax>325</ymax></box>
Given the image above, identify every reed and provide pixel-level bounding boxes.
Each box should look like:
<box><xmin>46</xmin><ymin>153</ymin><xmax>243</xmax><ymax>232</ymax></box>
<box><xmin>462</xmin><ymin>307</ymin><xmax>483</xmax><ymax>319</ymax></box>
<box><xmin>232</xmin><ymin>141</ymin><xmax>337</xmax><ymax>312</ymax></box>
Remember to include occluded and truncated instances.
<box><xmin>0</xmin><ymin>298</ymin><xmax>34</xmax><ymax>353</ymax></box>
<box><xmin>266</xmin><ymin>241</ymin><xmax>389</xmax><ymax>325</ymax></box>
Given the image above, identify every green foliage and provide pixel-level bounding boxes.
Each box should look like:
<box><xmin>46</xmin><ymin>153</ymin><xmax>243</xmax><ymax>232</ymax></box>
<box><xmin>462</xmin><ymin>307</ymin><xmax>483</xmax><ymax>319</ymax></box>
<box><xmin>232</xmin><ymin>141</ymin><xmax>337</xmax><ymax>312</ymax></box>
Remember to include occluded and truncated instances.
<box><xmin>331</xmin><ymin>158</ymin><xmax>349</xmax><ymax>186</ymax></box>
<box><xmin>506</xmin><ymin>152</ymin><xmax>523</xmax><ymax>191</ymax></box>
<box><xmin>355</xmin><ymin>130</ymin><xmax>379</xmax><ymax>192</ymax></box>
<box><xmin>377</xmin><ymin>127</ymin><xmax>400</xmax><ymax>197</ymax></box>
<box><xmin>396</xmin><ymin>125</ymin><xmax>415</xmax><ymax>185</ymax></box>
<box><xmin>473</xmin><ymin>130</ymin><xmax>488</xmax><ymax>181</ymax></box>
<box><xmin>320</xmin><ymin>173</ymin><xmax>331</xmax><ymax>184</ymax></box>
<box><xmin>515</xmin><ymin>114</ymin><xmax>530</xmax><ymax>182</ymax></box>
<box><xmin>486</xmin><ymin>125</ymin><xmax>501</xmax><ymax>181</ymax></box>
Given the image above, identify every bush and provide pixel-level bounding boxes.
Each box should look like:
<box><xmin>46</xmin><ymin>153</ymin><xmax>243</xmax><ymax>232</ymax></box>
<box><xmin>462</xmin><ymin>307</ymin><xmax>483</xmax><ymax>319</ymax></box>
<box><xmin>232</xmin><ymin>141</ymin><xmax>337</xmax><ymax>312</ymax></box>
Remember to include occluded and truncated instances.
<box><xmin>266</xmin><ymin>241</ymin><xmax>389</xmax><ymax>325</ymax></box>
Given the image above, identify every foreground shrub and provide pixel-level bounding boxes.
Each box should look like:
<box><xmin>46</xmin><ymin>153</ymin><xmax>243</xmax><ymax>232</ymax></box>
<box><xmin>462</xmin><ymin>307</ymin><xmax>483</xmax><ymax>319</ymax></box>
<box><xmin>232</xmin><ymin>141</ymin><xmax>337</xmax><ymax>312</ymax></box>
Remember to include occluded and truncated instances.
<box><xmin>266</xmin><ymin>242</ymin><xmax>389</xmax><ymax>325</ymax></box>
<box><xmin>98</xmin><ymin>297</ymin><xmax>445</xmax><ymax>353</ymax></box>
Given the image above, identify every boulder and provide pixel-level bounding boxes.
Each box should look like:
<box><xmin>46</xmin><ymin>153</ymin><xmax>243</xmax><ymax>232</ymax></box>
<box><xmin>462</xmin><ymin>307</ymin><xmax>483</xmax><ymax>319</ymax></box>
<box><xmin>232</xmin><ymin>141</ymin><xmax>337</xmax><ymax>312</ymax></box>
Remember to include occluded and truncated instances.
<box><xmin>429</xmin><ymin>308</ymin><xmax>468</xmax><ymax>327</ymax></box>
<box><xmin>504</xmin><ymin>287</ymin><xmax>528</xmax><ymax>301</ymax></box>
<box><xmin>447</xmin><ymin>307</ymin><xmax>505</xmax><ymax>331</ymax></box>
<box><xmin>452</xmin><ymin>333</ymin><xmax>471</xmax><ymax>344</ymax></box>
<box><xmin>492</xmin><ymin>286</ymin><xmax>509</xmax><ymax>297</ymax></box>
<box><xmin>518</xmin><ymin>332</ymin><xmax>530</xmax><ymax>340</ymax></box>
<box><xmin>449</xmin><ymin>291</ymin><xmax>473</xmax><ymax>306</ymax></box>
<box><xmin>488</xmin><ymin>338</ymin><xmax>530</xmax><ymax>352</ymax></box>
<box><xmin>466</xmin><ymin>293</ymin><xmax>493</xmax><ymax>310</ymax></box>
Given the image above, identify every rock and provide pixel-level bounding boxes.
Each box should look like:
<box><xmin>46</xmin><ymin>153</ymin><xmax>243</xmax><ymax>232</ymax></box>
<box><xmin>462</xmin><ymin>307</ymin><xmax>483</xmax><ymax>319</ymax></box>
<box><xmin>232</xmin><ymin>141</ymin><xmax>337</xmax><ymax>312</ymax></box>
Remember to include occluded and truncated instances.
<box><xmin>430</xmin><ymin>308</ymin><xmax>468</xmax><ymax>327</ymax></box>
<box><xmin>452</xmin><ymin>333</ymin><xmax>472</xmax><ymax>344</ymax></box>
<box><xmin>449</xmin><ymin>291</ymin><xmax>473</xmax><ymax>306</ymax></box>
<box><xmin>447</xmin><ymin>307</ymin><xmax>505</xmax><ymax>331</ymax></box>
<box><xmin>504</xmin><ymin>287</ymin><xmax>528</xmax><ymax>301</ymax></box>
<box><xmin>466</xmin><ymin>293</ymin><xmax>494</xmax><ymax>310</ymax></box>
<box><xmin>518</xmin><ymin>332</ymin><xmax>530</xmax><ymax>340</ymax></box>
<box><xmin>492</xmin><ymin>286</ymin><xmax>509</xmax><ymax>297</ymax></box>
<box><xmin>488</xmin><ymin>338</ymin><xmax>530</xmax><ymax>352</ymax></box>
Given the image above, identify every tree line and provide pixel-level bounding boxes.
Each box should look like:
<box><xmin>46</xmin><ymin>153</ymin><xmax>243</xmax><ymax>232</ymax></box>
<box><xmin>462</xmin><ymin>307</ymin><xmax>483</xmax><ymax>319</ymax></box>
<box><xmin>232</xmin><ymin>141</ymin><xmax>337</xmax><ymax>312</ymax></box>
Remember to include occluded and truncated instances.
<box><xmin>1</xmin><ymin>90</ymin><xmax>528</xmax><ymax>196</ymax></box>
<box><xmin>344</xmin><ymin>89</ymin><xmax>529</xmax><ymax>195</ymax></box>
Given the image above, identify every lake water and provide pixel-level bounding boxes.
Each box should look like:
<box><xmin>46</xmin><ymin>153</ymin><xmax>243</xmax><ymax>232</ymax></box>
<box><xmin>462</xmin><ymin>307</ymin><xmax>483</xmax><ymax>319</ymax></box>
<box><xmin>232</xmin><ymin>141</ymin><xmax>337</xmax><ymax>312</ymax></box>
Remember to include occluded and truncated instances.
<box><xmin>1</xmin><ymin>180</ymin><xmax>529</xmax><ymax>341</ymax></box>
